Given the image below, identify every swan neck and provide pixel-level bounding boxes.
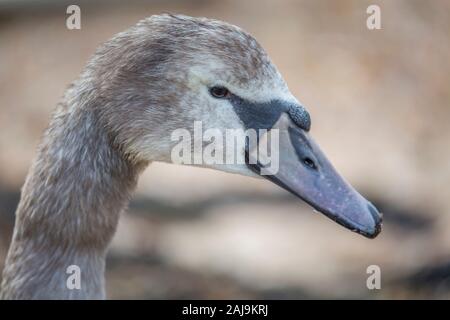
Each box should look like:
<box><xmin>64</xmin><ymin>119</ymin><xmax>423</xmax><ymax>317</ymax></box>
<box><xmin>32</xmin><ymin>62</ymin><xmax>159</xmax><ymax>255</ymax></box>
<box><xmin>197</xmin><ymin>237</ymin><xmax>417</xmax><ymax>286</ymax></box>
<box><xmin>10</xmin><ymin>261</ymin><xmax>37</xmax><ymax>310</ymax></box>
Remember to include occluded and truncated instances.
<box><xmin>1</xmin><ymin>100</ymin><xmax>143</xmax><ymax>299</ymax></box>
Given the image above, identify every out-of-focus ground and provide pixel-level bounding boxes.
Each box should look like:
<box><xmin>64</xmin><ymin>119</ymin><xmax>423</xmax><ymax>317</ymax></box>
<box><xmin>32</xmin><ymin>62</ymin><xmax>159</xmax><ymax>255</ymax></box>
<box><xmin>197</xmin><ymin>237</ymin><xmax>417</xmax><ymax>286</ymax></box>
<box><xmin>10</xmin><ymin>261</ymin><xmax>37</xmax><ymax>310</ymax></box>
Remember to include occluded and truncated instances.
<box><xmin>0</xmin><ymin>0</ymin><xmax>449</xmax><ymax>299</ymax></box>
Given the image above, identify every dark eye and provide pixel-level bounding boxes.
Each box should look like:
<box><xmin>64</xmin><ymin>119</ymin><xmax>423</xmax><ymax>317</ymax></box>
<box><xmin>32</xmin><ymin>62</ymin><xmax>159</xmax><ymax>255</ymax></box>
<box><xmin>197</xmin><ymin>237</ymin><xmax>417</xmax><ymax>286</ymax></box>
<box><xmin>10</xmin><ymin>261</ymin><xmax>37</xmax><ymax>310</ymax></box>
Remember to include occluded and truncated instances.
<box><xmin>210</xmin><ymin>86</ymin><xmax>230</xmax><ymax>99</ymax></box>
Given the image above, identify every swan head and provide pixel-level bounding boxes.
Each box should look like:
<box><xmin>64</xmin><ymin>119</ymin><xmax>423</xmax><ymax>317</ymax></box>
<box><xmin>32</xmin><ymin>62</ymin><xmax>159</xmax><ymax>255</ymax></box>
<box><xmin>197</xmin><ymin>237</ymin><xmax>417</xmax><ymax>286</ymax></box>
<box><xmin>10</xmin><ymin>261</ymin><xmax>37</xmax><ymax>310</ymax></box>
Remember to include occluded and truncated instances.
<box><xmin>90</xmin><ymin>14</ymin><xmax>382</xmax><ymax>238</ymax></box>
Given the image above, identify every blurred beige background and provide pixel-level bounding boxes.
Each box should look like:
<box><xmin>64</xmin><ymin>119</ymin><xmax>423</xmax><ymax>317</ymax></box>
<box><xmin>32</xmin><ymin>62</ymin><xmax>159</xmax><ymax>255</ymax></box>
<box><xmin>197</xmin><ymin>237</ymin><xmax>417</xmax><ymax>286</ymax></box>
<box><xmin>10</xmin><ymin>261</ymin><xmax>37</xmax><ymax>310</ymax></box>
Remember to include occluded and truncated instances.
<box><xmin>0</xmin><ymin>0</ymin><xmax>449</xmax><ymax>298</ymax></box>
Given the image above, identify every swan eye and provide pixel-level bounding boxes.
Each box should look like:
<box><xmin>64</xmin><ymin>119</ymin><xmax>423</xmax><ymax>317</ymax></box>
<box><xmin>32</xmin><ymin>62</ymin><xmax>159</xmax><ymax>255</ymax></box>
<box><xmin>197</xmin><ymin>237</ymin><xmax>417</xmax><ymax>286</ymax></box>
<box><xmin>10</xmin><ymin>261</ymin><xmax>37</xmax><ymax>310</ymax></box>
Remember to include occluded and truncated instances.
<box><xmin>210</xmin><ymin>86</ymin><xmax>230</xmax><ymax>99</ymax></box>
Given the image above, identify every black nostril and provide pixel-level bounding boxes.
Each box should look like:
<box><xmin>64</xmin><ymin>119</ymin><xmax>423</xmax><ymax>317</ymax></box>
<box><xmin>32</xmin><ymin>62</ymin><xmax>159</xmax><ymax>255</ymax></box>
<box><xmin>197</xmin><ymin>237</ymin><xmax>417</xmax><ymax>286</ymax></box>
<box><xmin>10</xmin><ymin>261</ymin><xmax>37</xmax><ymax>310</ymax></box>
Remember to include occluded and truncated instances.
<box><xmin>302</xmin><ymin>157</ymin><xmax>317</xmax><ymax>170</ymax></box>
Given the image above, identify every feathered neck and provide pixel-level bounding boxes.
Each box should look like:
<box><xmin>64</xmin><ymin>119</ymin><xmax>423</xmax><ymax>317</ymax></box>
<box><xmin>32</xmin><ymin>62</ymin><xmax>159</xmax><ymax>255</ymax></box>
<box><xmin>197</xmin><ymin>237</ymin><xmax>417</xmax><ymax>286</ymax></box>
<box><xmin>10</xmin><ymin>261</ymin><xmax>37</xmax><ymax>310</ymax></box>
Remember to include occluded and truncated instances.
<box><xmin>1</xmin><ymin>91</ymin><xmax>145</xmax><ymax>299</ymax></box>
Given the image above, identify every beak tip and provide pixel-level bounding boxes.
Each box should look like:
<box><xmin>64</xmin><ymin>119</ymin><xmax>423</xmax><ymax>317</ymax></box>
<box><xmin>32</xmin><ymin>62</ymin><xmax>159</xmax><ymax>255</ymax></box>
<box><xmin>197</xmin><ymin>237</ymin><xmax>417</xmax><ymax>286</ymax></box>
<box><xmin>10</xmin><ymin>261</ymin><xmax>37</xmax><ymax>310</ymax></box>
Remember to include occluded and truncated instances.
<box><xmin>365</xmin><ymin>201</ymin><xmax>383</xmax><ymax>239</ymax></box>
<box><xmin>362</xmin><ymin>221</ymin><xmax>383</xmax><ymax>239</ymax></box>
<box><xmin>347</xmin><ymin>202</ymin><xmax>383</xmax><ymax>239</ymax></box>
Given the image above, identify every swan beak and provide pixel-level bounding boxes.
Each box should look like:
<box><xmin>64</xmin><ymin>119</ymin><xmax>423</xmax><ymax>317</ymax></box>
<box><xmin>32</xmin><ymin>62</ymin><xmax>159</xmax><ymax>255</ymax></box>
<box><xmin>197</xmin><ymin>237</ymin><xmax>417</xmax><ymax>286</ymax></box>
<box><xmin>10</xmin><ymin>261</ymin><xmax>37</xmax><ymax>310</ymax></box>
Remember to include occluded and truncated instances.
<box><xmin>246</xmin><ymin>113</ymin><xmax>382</xmax><ymax>238</ymax></box>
